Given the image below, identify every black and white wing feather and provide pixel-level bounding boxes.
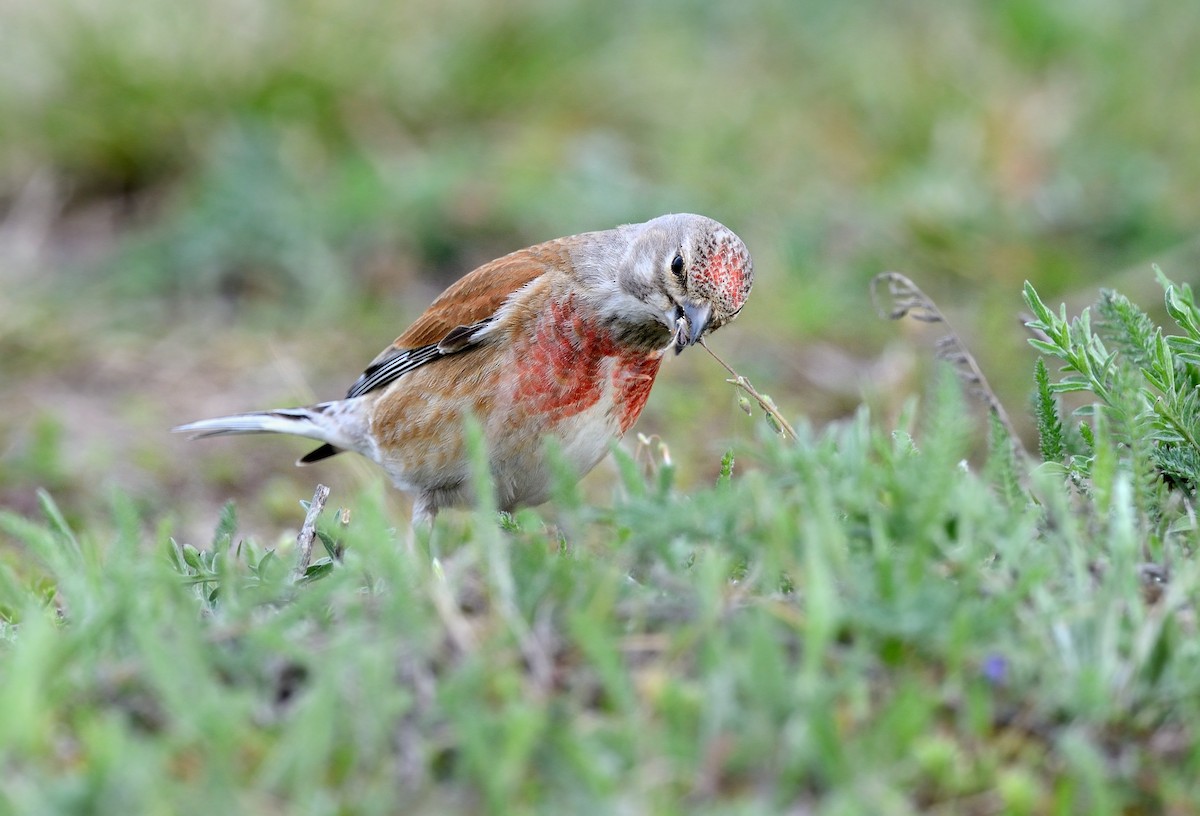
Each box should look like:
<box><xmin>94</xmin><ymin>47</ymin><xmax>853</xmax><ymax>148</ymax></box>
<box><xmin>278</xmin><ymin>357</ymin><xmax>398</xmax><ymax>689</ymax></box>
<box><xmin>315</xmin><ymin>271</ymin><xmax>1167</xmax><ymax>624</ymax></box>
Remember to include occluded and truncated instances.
<box><xmin>344</xmin><ymin>317</ymin><xmax>494</xmax><ymax>399</ymax></box>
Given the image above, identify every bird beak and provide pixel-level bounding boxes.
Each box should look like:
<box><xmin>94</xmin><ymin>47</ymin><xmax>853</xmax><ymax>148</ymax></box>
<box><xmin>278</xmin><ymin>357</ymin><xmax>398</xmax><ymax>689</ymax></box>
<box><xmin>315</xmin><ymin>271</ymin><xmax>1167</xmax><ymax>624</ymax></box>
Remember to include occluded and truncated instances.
<box><xmin>670</xmin><ymin>301</ymin><xmax>712</xmax><ymax>355</ymax></box>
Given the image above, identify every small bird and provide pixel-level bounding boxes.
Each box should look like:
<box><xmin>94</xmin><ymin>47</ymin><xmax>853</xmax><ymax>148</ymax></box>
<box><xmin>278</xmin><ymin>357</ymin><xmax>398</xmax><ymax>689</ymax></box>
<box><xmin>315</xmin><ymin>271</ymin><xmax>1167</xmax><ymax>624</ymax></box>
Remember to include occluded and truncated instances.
<box><xmin>175</xmin><ymin>213</ymin><xmax>753</xmax><ymax>523</ymax></box>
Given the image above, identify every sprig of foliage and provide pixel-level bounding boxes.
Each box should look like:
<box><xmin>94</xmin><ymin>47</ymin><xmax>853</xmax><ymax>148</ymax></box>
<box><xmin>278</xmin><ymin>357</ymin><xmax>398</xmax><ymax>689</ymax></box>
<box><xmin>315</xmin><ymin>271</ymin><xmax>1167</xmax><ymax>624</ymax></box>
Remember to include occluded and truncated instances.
<box><xmin>1024</xmin><ymin>275</ymin><xmax>1200</xmax><ymax>541</ymax></box>
<box><xmin>1032</xmin><ymin>358</ymin><xmax>1066</xmax><ymax>465</ymax></box>
<box><xmin>1096</xmin><ymin>289</ymin><xmax>1159</xmax><ymax>371</ymax></box>
<box><xmin>1023</xmin><ymin>282</ymin><xmax>1122</xmax><ymax>407</ymax></box>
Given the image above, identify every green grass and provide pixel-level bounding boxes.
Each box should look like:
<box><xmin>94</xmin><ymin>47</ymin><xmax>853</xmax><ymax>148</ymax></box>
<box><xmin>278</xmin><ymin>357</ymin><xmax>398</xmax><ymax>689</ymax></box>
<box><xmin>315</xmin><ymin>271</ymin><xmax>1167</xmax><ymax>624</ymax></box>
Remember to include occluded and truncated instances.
<box><xmin>3</xmin><ymin>339</ymin><xmax>1199</xmax><ymax>812</ymax></box>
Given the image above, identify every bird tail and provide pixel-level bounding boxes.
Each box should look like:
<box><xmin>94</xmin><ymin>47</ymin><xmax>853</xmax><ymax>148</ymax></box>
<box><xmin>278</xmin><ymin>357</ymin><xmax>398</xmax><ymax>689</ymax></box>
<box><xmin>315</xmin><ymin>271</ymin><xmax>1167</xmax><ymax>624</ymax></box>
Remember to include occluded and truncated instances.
<box><xmin>172</xmin><ymin>402</ymin><xmax>357</xmax><ymax>465</ymax></box>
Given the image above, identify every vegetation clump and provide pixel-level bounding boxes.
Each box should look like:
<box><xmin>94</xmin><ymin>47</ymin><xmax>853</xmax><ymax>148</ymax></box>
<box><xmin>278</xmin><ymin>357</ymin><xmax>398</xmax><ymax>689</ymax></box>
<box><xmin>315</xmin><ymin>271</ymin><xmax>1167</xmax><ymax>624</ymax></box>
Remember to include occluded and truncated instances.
<box><xmin>4</xmin><ymin>274</ymin><xmax>1200</xmax><ymax>813</ymax></box>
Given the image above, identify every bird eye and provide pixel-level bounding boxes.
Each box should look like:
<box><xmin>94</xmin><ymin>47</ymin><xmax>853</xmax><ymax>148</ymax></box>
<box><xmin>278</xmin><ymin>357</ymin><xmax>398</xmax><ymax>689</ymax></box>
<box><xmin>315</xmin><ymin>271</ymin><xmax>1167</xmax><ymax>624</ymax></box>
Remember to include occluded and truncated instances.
<box><xmin>670</xmin><ymin>253</ymin><xmax>685</xmax><ymax>282</ymax></box>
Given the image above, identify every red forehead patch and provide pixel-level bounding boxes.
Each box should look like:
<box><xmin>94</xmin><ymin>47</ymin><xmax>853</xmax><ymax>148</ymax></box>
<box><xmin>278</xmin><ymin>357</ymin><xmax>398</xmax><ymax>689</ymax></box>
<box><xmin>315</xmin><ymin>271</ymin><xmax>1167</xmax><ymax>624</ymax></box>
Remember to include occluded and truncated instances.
<box><xmin>698</xmin><ymin>235</ymin><xmax>750</xmax><ymax>309</ymax></box>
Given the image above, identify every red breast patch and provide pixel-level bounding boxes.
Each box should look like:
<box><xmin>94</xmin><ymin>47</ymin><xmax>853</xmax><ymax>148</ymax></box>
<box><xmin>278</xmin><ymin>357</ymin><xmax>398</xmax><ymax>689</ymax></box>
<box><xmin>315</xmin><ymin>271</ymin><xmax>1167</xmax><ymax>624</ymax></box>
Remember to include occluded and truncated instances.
<box><xmin>515</xmin><ymin>294</ymin><xmax>662</xmax><ymax>432</ymax></box>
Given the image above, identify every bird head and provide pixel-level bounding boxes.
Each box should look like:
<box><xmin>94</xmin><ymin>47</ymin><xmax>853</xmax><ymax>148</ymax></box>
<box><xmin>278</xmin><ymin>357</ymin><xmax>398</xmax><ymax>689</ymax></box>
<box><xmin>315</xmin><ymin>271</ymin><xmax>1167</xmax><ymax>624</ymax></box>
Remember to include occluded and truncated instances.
<box><xmin>601</xmin><ymin>213</ymin><xmax>754</xmax><ymax>354</ymax></box>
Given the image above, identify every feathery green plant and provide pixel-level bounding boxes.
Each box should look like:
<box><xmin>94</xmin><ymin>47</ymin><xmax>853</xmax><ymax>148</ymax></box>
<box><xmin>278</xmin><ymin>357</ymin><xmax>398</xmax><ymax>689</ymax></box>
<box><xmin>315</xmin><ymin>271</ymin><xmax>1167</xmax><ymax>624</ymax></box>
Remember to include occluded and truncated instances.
<box><xmin>1027</xmin><ymin>271</ymin><xmax>1200</xmax><ymax>496</ymax></box>
<box><xmin>1032</xmin><ymin>358</ymin><xmax>1067</xmax><ymax>465</ymax></box>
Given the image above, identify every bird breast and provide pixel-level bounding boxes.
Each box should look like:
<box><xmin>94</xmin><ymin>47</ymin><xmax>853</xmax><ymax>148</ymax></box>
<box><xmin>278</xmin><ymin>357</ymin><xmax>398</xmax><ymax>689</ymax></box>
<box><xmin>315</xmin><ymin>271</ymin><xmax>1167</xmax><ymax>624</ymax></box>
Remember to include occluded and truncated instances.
<box><xmin>508</xmin><ymin>292</ymin><xmax>663</xmax><ymax>433</ymax></box>
<box><xmin>487</xmin><ymin>292</ymin><xmax>664</xmax><ymax>506</ymax></box>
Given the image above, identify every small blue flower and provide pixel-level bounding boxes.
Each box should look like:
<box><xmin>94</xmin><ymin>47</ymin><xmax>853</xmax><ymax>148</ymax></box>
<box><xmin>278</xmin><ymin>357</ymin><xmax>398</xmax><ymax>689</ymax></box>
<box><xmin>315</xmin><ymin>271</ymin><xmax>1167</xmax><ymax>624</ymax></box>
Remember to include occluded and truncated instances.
<box><xmin>982</xmin><ymin>653</ymin><xmax>1008</xmax><ymax>686</ymax></box>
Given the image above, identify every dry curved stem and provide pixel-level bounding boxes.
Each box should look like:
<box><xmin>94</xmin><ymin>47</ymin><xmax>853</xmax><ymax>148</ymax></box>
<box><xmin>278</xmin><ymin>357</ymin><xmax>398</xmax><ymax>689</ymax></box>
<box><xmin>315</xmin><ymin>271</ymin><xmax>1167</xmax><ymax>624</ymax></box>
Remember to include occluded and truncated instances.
<box><xmin>699</xmin><ymin>338</ymin><xmax>797</xmax><ymax>440</ymax></box>
<box><xmin>871</xmin><ymin>271</ymin><xmax>1027</xmax><ymax>460</ymax></box>
<box><xmin>294</xmin><ymin>483</ymin><xmax>331</xmax><ymax>577</ymax></box>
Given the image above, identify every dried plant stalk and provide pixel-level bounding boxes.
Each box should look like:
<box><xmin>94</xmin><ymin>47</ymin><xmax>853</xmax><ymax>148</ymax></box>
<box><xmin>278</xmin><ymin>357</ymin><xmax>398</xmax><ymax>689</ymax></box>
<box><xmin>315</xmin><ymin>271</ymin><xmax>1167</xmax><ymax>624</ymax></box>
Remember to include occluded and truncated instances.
<box><xmin>871</xmin><ymin>271</ymin><xmax>1027</xmax><ymax>459</ymax></box>
<box><xmin>699</xmin><ymin>339</ymin><xmax>797</xmax><ymax>440</ymax></box>
<box><xmin>295</xmin><ymin>483</ymin><xmax>331</xmax><ymax>576</ymax></box>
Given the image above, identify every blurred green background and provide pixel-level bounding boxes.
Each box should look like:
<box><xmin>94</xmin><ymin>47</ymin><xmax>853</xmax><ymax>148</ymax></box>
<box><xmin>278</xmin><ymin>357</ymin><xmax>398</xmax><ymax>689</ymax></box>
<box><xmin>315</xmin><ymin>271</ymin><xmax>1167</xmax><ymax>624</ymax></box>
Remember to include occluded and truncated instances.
<box><xmin>2</xmin><ymin>0</ymin><xmax>1199</xmax><ymax>534</ymax></box>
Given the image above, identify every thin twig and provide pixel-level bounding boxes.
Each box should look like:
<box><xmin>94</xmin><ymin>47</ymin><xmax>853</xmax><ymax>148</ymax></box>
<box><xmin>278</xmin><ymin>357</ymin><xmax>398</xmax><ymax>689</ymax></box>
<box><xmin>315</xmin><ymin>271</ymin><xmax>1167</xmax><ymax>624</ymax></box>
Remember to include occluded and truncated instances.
<box><xmin>295</xmin><ymin>483</ymin><xmax>330</xmax><ymax>577</ymax></box>
<box><xmin>871</xmin><ymin>271</ymin><xmax>1028</xmax><ymax>460</ymax></box>
<box><xmin>699</xmin><ymin>339</ymin><xmax>797</xmax><ymax>440</ymax></box>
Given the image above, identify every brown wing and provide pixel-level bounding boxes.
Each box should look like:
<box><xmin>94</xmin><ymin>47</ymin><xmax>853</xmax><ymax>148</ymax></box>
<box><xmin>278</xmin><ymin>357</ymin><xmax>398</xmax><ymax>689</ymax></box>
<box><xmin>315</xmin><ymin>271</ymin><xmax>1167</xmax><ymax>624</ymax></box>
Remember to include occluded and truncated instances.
<box><xmin>343</xmin><ymin>240</ymin><xmax>570</xmax><ymax>400</ymax></box>
<box><xmin>393</xmin><ymin>241</ymin><xmax>570</xmax><ymax>349</ymax></box>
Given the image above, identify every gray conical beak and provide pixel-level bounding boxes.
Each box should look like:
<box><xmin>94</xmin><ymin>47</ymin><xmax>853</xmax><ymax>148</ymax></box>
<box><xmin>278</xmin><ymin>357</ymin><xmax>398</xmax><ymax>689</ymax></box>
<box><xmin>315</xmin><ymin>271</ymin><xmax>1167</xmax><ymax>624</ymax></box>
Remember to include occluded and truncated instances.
<box><xmin>671</xmin><ymin>302</ymin><xmax>712</xmax><ymax>355</ymax></box>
